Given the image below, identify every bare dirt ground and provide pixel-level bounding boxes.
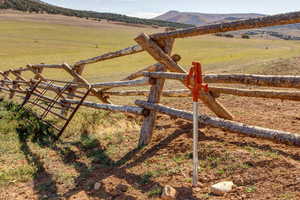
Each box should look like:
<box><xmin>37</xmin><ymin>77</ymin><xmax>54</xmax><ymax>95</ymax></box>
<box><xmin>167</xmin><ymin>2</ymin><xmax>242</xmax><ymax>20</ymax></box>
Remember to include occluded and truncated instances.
<box><xmin>0</xmin><ymin>93</ymin><xmax>299</xmax><ymax>200</ymax></box>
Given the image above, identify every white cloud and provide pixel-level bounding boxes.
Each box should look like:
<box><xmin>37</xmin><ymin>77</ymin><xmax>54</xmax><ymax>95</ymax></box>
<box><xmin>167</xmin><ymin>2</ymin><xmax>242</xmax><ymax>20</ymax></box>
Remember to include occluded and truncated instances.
<box><xmin>127</xmin><ymin>11</ymin><xmax>163</xmax><ymax>19</ymax></box>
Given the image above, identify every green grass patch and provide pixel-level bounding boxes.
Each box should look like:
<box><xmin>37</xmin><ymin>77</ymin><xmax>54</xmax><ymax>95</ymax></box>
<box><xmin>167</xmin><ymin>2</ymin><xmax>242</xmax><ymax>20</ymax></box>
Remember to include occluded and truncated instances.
<box><xmin>245</xmin><ymin>186</ymin><xmax>257</xmax><ymax>193</ymax></box>
<box><xmin>0</xmin><ymin>99</ymin><xmax>139</xmax><ymax>191</ymax></box>
<box><xmin>148</xmin><ymin>186</ymin><xmax>162</xmax><ymax>198</ymax></box>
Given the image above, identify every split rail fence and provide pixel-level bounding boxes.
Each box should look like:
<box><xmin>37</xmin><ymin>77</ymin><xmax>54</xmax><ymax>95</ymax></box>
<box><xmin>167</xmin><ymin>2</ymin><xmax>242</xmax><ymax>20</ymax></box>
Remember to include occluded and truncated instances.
<box><xmin>1</xmin><ymin>11</ymin><xmax>300</xmax><ymax>146</ymax></box>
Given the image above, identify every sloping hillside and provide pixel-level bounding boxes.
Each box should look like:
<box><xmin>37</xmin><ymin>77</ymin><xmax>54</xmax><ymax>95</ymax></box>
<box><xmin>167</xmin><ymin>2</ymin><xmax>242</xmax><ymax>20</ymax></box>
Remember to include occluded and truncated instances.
<box><xmin>0</xmin><ymin>0</ymin><xmax>194</xmax><ymax>28</ymax></box>
<box><xmin>154</xmin><ymin>10</ymin><xmax>265</xmax><ymax>26</ymax></box>
<box><xmin>155</xmin><ymin>10</ymin><xmax>300</xmax><ymax>40</ymax></box>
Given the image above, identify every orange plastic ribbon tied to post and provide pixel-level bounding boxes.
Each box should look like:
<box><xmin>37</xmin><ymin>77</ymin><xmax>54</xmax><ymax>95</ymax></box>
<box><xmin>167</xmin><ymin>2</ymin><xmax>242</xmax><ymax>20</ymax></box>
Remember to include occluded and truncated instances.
<box><xmin>184</xmin><ymin>62</ymin><xmax>209</xmax><ymax>102</ymax></box>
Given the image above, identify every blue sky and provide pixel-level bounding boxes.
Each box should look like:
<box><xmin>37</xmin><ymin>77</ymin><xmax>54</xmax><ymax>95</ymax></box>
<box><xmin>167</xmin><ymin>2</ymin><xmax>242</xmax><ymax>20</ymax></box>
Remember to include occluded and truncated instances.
<box><xmin>43</xmin><ymin>0</ymin><xmax>300</xmax><ymax>18</ymax></box>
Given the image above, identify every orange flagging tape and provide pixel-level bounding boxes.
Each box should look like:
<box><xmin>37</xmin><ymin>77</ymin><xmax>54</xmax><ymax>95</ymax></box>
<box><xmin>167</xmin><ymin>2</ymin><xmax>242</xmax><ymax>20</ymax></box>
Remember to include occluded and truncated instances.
<box><xmin>184</xmin><ymin>62</ymin><xmax>208</xmax><ymax>102</ymax></box>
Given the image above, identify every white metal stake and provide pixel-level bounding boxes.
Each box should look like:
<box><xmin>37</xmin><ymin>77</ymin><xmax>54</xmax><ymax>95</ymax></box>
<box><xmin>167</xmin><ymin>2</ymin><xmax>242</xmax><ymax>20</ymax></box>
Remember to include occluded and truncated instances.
<box><xmin>192</xmin><ymin>101</ymin><xmax>199</xmax><ymax>186</ymax></box>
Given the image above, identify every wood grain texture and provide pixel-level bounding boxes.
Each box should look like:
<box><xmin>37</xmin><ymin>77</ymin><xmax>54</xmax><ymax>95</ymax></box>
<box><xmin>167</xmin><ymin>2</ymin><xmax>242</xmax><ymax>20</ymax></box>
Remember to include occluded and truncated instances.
<box><xmin>123</xmin><ymin>63</ymin><xmax>163</xmax><ymax>81</ymax></box>
<box><xmin>62</xmin><ymin>63</ymin><xmax>110</xmax><ymax>104</ymax></box>
<box><xmin>135</xmin><ymin>100</ymin><xmax>300</xmax><ymax>146</ymax></box>
<box><xmin>0</xmin><ymin>71</ymin><xmax>15</xmax><ymax>98</ymax></box>
<box><xmin>91</xmin><ymin>78</ymin><xmax>150</xmax><ymax>89</ymax></box>
<box><xmin>144</xmin><ymin>72</ymin><xmax>300</xmax><ymax>88</ymax></box>
<box><xmin>27</xmin><ymin>100</ymin><xmax>68</xmax><ymax>120</ymax></box>
<box><xmin>74</xmin><ymin>45</ymin><xmax>143</xmax><ymax>66</ymax></box>
<box><xmin>122</xmin><ymin>54</ymin><xmax>182</xmax><ymax>81</ymax></box>
<box><xmin>28</xmin><ymin>64</ymin><xmax>65</xmax><ymax>69</ymax></box>
<box><xmin>135</xmin><ymin>33</ymin><xmax>186</xmax><ymax>73</ymax></box>
<box><xmin>64</xmin><ymin>64</ymin><xmax>85</xmax><ymax>115</ymax></box>
<box><xmin>209</xmin><ymin>87</ymin><xmax>300</xmax><ymax>101</ymax></box>
<box><xmin>64</xmin><ymin>99</ymin><xmax>145</xmax><ymax>115</ymax></box>
<box><xmin>9</xmin><ymin>70</ymin><xmax>26</xmax><ymax>91</ymax></box>
<box><xmin>135</xmin><ymin>33</ymin><xmax>233</xmax><ymax>120</ymax></box>
<box><xmin>137</xmin><ymin>36</ymin><xmax>175</xmax><ymax>146</ymax></box>
<box><xmin>107</xmin><ymin>87</ymin><xmax>300</xmax><ymax>101</ymax></box>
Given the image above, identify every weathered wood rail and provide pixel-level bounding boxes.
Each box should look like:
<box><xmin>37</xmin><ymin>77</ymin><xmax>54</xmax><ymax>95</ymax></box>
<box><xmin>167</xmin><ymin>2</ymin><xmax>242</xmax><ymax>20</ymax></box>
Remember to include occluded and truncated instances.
<box><xmin>1</xmin><ymin>10</ymin><xmax>300</xmax><ymax>147</ymax></box>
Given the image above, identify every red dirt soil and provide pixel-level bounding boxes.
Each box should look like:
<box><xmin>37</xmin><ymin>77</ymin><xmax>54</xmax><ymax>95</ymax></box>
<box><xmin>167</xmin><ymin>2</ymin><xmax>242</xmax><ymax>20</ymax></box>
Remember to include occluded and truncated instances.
<box><xmin>1</xmin><ymin>95</ymin><xmax>300</xmax><ymax>200</ymax></box>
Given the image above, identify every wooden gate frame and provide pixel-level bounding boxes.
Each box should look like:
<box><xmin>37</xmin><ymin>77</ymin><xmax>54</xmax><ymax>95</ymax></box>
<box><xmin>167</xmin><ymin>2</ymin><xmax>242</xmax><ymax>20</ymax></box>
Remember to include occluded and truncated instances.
<box><xmin>21</xmin><ymin>79</ymin><xmax>92</xmax><ymax>140</ymax></box>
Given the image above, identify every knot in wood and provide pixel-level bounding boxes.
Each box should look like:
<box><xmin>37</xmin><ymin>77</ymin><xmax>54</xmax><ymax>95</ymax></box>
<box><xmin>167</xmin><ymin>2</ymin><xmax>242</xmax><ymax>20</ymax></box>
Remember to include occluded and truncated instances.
<box><xmin>149</xmin><ymin>78</ymin><xmax>157</xmax><ymax>85</ymax></box>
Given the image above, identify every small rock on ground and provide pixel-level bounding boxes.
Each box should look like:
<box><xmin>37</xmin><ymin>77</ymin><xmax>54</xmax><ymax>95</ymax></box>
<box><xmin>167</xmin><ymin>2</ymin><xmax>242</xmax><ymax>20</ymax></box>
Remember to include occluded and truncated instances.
<box><xmin>116</xmin><ymin>184</ymin><xmax>128</xmax><ymax>193</ymax></box>
<box><xmin>94</xmin><ymin>182</ymin><xmax>102</xmax><ymax>190</ymax></box>
<box><xmin>161</xmin><ymin>185</ymin><xmax>177</xmax><ymax>200</ymax></box>
<box><xmin>211</xmin><ymin>181</ymin><xmax>234</xmax><ymax>196</ymax></box>
<box><xmin>68</xmin><ymin>191</ymin><xmax>90</xmax><ymax>200</ymax></box>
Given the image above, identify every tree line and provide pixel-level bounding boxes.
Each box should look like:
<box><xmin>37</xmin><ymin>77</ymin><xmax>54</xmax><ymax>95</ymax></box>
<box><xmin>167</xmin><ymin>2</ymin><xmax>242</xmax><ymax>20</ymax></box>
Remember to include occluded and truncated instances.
<box><xmin>0</xmin><ymin>0</ymin><xmax>194</xmax><ymax>29</ymax></box>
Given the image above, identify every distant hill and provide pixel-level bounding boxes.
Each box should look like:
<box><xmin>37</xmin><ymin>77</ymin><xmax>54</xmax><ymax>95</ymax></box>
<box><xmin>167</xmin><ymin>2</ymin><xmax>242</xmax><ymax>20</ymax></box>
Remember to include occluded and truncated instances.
<box><xmin>154</xmin><ymin>10</ymin><xmax>300</xmax><ymax>39</ymax></box>
<box><xmin>0</xmin><ymin>0</ymin><xmax>194</xmax><ymax>28</ymax></box>
<box><xmin>154</xmin><ymin>10</ymin><xmax>265</xmax><ymax>26</ymax></box>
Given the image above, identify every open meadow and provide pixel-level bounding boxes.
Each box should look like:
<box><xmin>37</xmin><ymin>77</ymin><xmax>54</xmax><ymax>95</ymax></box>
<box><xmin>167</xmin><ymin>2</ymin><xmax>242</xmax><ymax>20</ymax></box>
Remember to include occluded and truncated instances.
<box><xmin>1</xmin><ymin>12</ymin><xmax>300</xmax><ymax>82</ymax></box>
<box><xmin>0</xmin><ymin>13</ymin><xmax>300</xmax><ymax>200</ymax></box>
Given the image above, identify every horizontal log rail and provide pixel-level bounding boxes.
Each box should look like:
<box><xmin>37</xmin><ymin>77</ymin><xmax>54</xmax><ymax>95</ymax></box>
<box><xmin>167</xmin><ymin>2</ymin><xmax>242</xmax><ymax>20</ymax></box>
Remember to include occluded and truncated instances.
<box><xmin>91</xmin><ymin>78</ymin><xmax>150</xmax><ymax>89</ymax></box>
<box><xmin>123</xmin><ymin>63</ymin><xmax>162</xmax><ymax>81</ymax></box>
<box><xmin>36</xmin><ymin>82</ymin><xmax>66</xmax><ymax>94</ymax></box>
<box><xmin>209</xmin><ymin>87</ymin><xmax>300</xmax><ymax>101</ymax></box>
<box><xmin>104</xmin><ymin>88</ymin><xmax>300</xmax><ymax>101</ymax></box>
<box><xmin>135</xmin><ymin>100</ymin><xmax>300</xmax><ymax>146</ymax></box>
<box><xmin>62</xmin><ymin>63</ymin><xmax>110</xmax><ymax>104</ymax></box>
<box><xmin>27</xmin><ymin>100</ymin><xmax>68</xmax><ymax>120</ymax></box>
<box><xmin>0</xmin><ymin>88</ymin><xmax>70</xmax><ymax>109</ymax></box>
<box><xmin>28</xmin><ymin>64</ymin><xmax>65</xmax><ymax>69</ymax></box>
<box><xmin>9</xmin><ymin>68</ymin><xmax>31</xmax><ymax>73</ymax></box>
<box><xmin>64</xmin><ymin>99</ymin><xmax>146</xmax><ymax>116</ymax></box>
<box><xmin>1</xmin><ymin>79</ymin><xmax>29</xmax><ymax>84</ymax></box>
<box><xmin>151</xmin><ymin>11</ymin><xmax>300</xmax><ymax>40</ymax></box>
<box><xmin>0</xmin><ymin>80</ymin><xmax>30</xmax><ymax>86</ymax></box>
<box><xmin>74</xmin><ymin>45</ymin><xmax>143</xmax><ymax>67</ymax></box>
<box><xmin>105</xmin><ymin>90</ymin><xmax>154</xmax><ymax>97</ymax></box>
<box><xmin>30</xmin><ymin>92</ymin><xmax>66</xmax><ymax>106</ymax></box>
<box><xmin>143</xmin><ymin>72</ymin><xmax>300</xmax><ymax>88</ymax></box>
<box><xmin>43</xmin><ymin>79</ymin><xmax>84</xmax><ymax>86</ymax></box>
<box><xmin>0</xmin><ymin>86</ymin><xmax>26</xmax><ymax>94</ymax></box>
<box><xmin>30</xmin><ymin>84</ymin><xmax>83</xmax><ymax>99</ymax></box>
<box><xmin>62</xmin><ymin>92</ymin><xmax>84</xmax><ymax>99</ymax></box>
<box><xmin>122</xmin><ymin>54</ymin><xmax>181</xmax><ymax>81</ymax></box>
<box><xmin>71</xmin><ymin>11</ymin><xmax>300</xmax><ymax>70</ymax></box>
<box><xmin>104</xmin><ymin>89</ymin><xmax>191</xmax><ymax>97</ymax></box>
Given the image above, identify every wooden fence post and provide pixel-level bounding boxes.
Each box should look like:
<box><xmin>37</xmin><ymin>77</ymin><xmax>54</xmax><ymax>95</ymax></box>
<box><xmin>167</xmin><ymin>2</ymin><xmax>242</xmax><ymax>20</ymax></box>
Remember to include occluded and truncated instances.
<box><xmin>10</xmin><ymin>70</ymin><xmax>23</xmax><ymax>99</ymax></box>
<box><xmin>2</xmin><ymin>71</ymin><xmax>15</xmax><ymax>99</ymax></box>
<box><xmin>62</xmin><ymin>63</ymin><xmax>110</xmax><ymax>104</ymax></box>
<box><xmin>62</xmin><ymin>64</ymin><xmax>85</xmax><ymax>115</ymax></box>
<box><xmin>34</xmin><ymin>67</ymin><xmax>44</xmax><ymax>80</ymax></box>
<box><xmin>27</xmin><ymin>65</ymin><xmax>46</xmax><ymax>81</ymax></box>
<box><xmin>135</xmin><ymin>33</ymin><xmax>233</xmax><ymax>120</ymax></box>
<box><xmin>136</xmin><ymin>34</ymin><xmax>175</xmax><ymax>146</ymax></box>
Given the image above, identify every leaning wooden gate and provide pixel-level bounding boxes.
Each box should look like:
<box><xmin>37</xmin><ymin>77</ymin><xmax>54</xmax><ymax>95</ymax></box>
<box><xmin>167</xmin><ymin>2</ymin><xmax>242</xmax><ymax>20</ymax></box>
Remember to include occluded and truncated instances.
<box><xmin>20</xmin><ymin>79</ymin><xmax>92</xmax><ymax>140</ymax></box>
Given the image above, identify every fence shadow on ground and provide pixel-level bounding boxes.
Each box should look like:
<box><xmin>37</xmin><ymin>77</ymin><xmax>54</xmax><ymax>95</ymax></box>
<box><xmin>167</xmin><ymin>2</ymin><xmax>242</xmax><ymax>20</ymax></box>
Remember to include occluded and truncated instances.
<box><xmin>12</xmin><ymin>108</ymin><xmax>200</xmax><ymax>199</ymax></box>
<box><xmin>6</xmin><ymin>104</ymin><xmax>61</xmax><ymax>199</ymax></box>
<box><xmin>5</xmin><ymin>101</ymin><xmax>299</xmax><ymax>199</ymax></box>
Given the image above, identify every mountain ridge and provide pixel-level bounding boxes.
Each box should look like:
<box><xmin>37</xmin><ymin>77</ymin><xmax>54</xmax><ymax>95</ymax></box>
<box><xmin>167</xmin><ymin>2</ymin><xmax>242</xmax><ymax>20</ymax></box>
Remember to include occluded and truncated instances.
<box><xmin>154</xmin><ymin>10</ymin><xmax>266</xmax><ymax>26</ymax></box>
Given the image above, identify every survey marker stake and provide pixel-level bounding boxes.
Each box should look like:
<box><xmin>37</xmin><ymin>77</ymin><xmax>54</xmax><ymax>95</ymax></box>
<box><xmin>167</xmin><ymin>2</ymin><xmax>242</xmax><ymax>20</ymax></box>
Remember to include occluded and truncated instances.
<box><xmin>185</xmin><ymin>62</ymin><xmax>208</xmax><ymax>187</ymax></box>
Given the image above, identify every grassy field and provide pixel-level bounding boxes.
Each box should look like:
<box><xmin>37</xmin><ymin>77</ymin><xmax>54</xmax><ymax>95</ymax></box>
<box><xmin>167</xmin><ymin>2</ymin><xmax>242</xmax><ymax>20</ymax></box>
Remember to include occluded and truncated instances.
<box><xmin>1</xmin><ymin>16</ymin><xmax>300</xmax><ymax>83</ymax></box>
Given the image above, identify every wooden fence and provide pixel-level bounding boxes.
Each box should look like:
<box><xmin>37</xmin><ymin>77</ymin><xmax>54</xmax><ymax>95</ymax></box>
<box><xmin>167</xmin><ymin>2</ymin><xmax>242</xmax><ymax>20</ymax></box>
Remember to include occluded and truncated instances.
<box><xmin>1</xmin><ymin>11</ymin><xmax>300</xmax><ymax>146</ymax></box>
